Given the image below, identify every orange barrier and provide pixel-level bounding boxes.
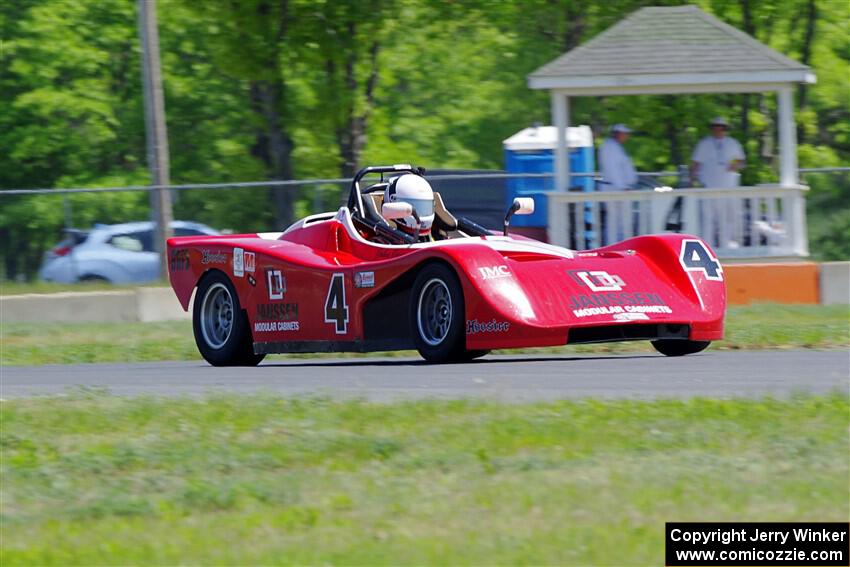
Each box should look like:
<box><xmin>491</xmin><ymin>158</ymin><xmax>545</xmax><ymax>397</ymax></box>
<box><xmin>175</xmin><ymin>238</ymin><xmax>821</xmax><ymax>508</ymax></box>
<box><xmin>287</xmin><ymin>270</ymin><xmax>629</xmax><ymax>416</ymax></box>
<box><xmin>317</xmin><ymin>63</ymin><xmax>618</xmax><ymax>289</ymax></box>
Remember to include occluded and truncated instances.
<box><xmin>724</xmin><ymin>262</ymin><xmax>820</xmax><ymax>305</ymax></box>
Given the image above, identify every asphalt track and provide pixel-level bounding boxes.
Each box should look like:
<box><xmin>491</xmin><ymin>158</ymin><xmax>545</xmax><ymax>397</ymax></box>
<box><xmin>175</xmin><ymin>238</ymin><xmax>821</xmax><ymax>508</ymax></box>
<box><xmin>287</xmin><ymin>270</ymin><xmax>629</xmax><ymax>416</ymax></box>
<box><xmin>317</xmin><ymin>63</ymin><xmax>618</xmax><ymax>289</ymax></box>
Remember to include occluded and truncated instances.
<box><xmin>2</xmin><ymin>350</ymin><xmax>848</xmax><ymax>401</ymax></box>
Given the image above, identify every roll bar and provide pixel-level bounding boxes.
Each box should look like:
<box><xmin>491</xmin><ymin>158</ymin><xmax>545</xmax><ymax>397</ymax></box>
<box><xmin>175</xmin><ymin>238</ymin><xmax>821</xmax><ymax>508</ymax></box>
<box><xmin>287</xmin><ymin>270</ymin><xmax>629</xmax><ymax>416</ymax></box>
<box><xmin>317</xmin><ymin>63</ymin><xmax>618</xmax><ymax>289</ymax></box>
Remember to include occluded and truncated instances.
<box><xmin>347</xmin><ymin>164</ymin><xmax>426</xmax><ymax>217</ymax></box>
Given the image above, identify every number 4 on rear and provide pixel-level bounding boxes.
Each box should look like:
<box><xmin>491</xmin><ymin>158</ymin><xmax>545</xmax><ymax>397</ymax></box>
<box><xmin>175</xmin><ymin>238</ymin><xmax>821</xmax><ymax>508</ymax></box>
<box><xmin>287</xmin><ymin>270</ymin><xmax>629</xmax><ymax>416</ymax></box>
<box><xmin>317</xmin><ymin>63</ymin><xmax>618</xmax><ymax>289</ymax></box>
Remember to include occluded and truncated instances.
<box><xmin>324</xmin><ymin>273</ymin><xmax>349</xmax><ymax>334</ymax></box>
<box><xmin>680</xmin><ymin>240</ymin><xmax>723</xmax><ymax>281</ymax></box>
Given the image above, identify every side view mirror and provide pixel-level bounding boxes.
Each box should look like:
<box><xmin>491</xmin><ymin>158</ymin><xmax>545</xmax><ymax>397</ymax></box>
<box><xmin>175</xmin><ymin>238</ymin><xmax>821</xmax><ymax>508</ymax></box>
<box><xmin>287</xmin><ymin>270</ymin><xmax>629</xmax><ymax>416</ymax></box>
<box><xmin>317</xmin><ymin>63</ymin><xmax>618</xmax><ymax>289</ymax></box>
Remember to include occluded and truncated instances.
<box><xmin>503</xmin><ymin>197</ymin><xmax>535</xmax><ymax>236</ymax></box>
<box><xmin>381</xmin><ymin>201</ymin><xmax>413</xmax><ymax>220</ymax></box>
<box><xmin>512</xmin><ymin>197</ymin><xmax>535</xmax><ymax>215</ymax></box>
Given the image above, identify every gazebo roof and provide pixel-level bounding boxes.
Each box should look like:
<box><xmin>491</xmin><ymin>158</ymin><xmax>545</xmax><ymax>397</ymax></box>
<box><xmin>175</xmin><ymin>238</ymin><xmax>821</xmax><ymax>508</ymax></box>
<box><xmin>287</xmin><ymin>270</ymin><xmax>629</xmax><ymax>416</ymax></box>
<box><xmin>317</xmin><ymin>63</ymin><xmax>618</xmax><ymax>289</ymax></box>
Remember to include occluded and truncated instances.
<box><xmin>528</xmin><ymin>5</ymin><xmax>815</xmax><ymax>94</ymax></box>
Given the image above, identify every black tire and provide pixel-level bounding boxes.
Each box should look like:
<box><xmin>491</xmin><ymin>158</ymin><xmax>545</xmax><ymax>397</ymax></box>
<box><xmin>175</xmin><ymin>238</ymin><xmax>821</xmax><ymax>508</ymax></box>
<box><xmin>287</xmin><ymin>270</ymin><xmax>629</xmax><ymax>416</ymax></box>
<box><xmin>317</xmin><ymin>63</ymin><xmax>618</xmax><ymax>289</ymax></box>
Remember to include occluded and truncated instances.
<box><xmin>410</xmin><ymin>263</ymin><xmax>466</xmax><ymax>363</ymax></box>
<box><xmin>651</xmin><ymin>339</ymin><xmax>711</xmax><ymax>357</ymax></box>
<box><xmin>193</xmin><ymin>270</ymin><xmax>265</xmax><ymax>367</ymax></box>
<box><xmin>455</xmin><ymin>349</ymin><xmax>490</xmax><ymax>361</ymax></box>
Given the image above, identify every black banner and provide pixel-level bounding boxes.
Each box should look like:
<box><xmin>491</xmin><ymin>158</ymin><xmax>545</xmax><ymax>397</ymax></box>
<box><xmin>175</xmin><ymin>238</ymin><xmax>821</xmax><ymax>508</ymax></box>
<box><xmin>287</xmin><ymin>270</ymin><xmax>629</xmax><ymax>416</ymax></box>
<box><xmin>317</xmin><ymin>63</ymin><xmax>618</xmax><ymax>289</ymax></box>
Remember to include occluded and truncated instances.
<box><xmin>666</xmin><ymin>522</ymin><xmax>849</xmax><ymax>566</ymax></box>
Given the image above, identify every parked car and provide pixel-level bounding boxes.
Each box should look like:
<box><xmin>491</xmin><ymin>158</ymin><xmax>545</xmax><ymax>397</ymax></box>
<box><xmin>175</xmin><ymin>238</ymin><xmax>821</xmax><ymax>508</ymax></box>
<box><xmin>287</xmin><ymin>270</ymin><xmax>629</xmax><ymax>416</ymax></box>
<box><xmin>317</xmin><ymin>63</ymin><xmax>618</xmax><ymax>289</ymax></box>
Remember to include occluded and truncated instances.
<box><xmin>39</xmin><ymin>221</ymin><xmax>219</xmax><ymax>284</ymax></box>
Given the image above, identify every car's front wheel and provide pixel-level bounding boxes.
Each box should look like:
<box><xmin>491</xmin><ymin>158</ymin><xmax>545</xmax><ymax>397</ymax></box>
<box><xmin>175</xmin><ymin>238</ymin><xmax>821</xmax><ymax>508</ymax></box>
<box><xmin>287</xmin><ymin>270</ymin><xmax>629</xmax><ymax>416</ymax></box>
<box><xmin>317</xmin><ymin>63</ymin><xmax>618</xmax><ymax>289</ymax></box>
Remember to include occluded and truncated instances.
<box><xmin>193</xmin><ymin>270</ymin><xmax>265</xmax><ymax>367</ymax></box>
<box><xmin>651</xmin><ymin>339</ymin><xmax>711</xmax><ymax>357</ymax></box>
<box><xmin>410</xmin><ymin>263</ymin><xmax>467</xmax><ymax>363</ymax></box>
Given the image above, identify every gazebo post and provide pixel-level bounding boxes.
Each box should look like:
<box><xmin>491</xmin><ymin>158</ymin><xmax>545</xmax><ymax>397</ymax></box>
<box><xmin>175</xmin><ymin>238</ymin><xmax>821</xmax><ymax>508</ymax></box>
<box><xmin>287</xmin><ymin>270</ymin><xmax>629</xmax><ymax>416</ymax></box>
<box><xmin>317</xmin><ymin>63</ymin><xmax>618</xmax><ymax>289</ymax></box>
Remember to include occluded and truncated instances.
<box><xmin>776</xmin><ymin>86</ymin><xmax>798</xmax><ymax>187</ymax></box>
<box><xmin>551</xmin><ymin>91</ymin><xmax>570</xmax><ymax>192</ymax></box>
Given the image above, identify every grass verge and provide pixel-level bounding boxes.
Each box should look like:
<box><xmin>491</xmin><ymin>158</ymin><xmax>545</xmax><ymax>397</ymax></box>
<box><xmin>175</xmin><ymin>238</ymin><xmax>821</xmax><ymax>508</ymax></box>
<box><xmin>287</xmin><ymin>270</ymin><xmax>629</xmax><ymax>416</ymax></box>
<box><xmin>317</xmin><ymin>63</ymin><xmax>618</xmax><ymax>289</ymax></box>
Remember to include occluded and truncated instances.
<box><xmin>1</xmin><ymin>304</ymin><xmax>848</xmax><ymax>366</ymax></box>
<box><xmin>2</xmin><ymin>394</ymin><xmax>847</xmax><ymax>565</ymax></box>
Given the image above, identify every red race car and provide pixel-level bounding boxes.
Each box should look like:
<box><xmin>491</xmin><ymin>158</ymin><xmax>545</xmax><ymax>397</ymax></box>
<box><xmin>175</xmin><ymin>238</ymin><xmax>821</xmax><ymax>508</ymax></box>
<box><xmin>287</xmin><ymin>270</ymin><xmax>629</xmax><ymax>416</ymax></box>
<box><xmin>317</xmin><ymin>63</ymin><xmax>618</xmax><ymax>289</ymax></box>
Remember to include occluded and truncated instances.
<box><xmin>167</xmin><ymin>164</ymin><xmax>725</xmax><ymax>366</ymax></box>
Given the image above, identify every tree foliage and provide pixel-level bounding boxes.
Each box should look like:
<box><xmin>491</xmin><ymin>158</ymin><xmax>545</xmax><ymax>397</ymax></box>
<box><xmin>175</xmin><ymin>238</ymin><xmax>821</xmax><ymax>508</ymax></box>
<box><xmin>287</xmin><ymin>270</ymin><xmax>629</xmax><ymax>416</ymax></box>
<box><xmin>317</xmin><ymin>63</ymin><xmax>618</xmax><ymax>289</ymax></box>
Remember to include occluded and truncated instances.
<box><xmin>1</xmin><ymin>0</ymin><xmax>848</xmax><ymax>278</ymax></box>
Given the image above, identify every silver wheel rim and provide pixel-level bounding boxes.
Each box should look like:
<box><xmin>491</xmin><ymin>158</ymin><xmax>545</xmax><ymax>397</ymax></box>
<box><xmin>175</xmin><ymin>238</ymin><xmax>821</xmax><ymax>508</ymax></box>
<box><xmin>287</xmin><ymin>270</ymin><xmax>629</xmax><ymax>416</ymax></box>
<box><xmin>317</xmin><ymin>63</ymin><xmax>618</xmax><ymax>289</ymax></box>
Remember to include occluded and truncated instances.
<box><xmin>200</xmin><ymin>282</ymin><xmax>234</xmax><ymax>349</ymax></box>
<box><xmin>417</xmin><ymin>278</ymin><xmax>452</xmax><ymax>346</ymax></box>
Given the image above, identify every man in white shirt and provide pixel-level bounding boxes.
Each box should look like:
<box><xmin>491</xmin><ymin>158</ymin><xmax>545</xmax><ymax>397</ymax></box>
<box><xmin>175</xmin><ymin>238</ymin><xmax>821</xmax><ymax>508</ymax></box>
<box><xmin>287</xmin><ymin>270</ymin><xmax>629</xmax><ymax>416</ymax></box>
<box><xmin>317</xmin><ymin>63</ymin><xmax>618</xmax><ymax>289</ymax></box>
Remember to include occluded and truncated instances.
<box><xmin>599</xmin><ymin>124</ymin><xmax>638</xmax><ymax>191</ymax></box>
<box><xmin>598</xmin><ymin>124</ymin><xmax>638</xmax><ymax>244</ymax></box>
<box><xmin>690</xmin><ymin>117</ymin><xmax>746</xmax><ymax>247</ymax></box>
<box><xmin>691</xmin><ymin>117</ymin><xmax>745</xmax><ymax>188</ymax></box>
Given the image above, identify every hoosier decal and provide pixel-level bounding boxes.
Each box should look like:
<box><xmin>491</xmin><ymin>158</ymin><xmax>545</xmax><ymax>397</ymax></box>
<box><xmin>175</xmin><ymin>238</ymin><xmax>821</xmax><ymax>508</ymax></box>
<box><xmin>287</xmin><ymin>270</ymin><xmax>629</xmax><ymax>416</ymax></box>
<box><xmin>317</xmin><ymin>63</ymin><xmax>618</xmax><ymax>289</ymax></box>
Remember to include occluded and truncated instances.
<box><xmin>201</xmin><ymin>250</ymin><xmax>227</xmax><ymax>265</ymax></box>
<box><xmin>466</xmin><ymin>319</ymin><xmax>510</xmax><ymax>334</ymax></box>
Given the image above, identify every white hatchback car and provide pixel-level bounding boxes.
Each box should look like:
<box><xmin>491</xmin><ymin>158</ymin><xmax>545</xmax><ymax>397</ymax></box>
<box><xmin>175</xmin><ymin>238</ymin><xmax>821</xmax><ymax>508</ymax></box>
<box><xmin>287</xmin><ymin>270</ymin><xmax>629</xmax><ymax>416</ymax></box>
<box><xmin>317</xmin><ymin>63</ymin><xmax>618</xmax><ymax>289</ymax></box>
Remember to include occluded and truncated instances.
<box><xmin>39</xmin><ymin>221</ymin><xmax>218</xmax><ymax>284</ymax></box>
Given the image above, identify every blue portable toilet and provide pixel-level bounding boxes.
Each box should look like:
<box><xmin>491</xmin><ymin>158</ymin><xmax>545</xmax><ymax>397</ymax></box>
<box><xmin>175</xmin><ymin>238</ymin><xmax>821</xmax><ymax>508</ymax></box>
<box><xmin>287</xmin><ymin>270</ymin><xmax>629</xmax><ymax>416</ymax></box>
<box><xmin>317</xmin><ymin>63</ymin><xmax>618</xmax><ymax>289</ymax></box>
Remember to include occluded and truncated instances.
<box><xmin>503</xmin><ymin>125</ymin><xmax>595</xmax><ymax>240</ymax></box>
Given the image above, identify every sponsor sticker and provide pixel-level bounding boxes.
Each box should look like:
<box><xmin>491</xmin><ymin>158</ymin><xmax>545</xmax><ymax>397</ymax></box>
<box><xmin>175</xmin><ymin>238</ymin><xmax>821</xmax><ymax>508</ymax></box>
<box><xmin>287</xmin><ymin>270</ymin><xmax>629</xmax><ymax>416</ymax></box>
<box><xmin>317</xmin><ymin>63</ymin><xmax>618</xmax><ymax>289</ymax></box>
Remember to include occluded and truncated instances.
<box><xmin>568</xmin><ymin>270</ymin><xmax>625</xmax><ymax>292</ymax></box>
<box><xmin>354</xmin><ymin>271</ymin><xmax>375</xmax><ymax>288</ymax></box>
<box><xmin>244</xmin><ymin>252</ymin><xmax>256</xmax><ymax>273</ymax></box>
<box><xmin>478</xmin><ymin>265</ymin><xmax>511</xmax><ymax>280</ymax></box>
<box><xmin>266</xmin><ymin>269</ymin><xmax>285</xmax><ymax>300</ymax></box>
<box><xmin>169</xmin><ymin>249</ymin><xmax>190</xmax><ymax>272</ymax></box>
<box><xmin>568</xmin><ymin>291</ymin><xmax>672</xmax><ymax>318</ymax></box>
<box><xmin>613</xmin><ymin>312</ymin><xmax>650</xmax><ymax>321</ymax></box>
<box><xmin>466</xmin><ymin>319</ymin><xmax>510</xmax><ymax>334</ymax></box>
<box><xmin>201</xmin><ymin>250</ymin><xmax>227</xmax><ymax>265</ymax></box>
<box><xmin>253</xmin><ymin>302</ymin><xmax>299</xmax><ymax>333</ymax></box>
<box><xmin>233</xmin><ymin>247</ymin><xmax>244</xmax><ymax>277</ymax></box>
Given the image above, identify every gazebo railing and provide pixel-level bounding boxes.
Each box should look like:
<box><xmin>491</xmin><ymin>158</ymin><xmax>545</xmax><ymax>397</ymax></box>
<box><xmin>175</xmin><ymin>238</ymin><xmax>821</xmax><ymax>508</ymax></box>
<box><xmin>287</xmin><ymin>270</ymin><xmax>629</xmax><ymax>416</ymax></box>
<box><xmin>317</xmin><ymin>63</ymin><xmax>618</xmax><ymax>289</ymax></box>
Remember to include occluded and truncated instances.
<box><xmin>546</xmin><ymin>184</ymin><xmax>809</xmax><ymax>259</ymax></box>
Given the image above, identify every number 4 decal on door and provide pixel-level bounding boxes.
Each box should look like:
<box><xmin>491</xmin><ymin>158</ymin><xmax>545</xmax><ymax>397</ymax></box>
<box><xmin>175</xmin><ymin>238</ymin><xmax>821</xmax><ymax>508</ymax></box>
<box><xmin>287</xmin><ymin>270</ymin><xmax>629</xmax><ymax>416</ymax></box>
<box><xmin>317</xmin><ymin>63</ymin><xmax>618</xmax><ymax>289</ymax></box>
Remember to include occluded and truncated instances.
<box><xmin>679</xmin><ymin>239</ymin><xmax>723</xmax><ymax>281</ymax></box>
<box><xmin>324</xmin><ymin>273</ymin><xmax>349</xmax><ymax>334</ymax></box>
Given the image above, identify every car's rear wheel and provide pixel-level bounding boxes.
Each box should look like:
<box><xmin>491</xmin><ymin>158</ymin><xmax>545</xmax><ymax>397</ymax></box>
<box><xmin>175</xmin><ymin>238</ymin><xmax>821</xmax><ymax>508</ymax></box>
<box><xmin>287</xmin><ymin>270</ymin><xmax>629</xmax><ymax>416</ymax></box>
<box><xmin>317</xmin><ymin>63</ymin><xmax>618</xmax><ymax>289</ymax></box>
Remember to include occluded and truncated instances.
<box><xmin>410</xmin><ymin>263</ymin><xmax>466</xmax><ymax>363</ymax></box>
<box><xmin>651</xmin><ymin>339</ymin><xmax>711</xmax><ymax>357</ymax></box>
<box><xmin>193</xmin><ymin>270</ymin><xmax>265</xmax><ymax>367</ymax></box>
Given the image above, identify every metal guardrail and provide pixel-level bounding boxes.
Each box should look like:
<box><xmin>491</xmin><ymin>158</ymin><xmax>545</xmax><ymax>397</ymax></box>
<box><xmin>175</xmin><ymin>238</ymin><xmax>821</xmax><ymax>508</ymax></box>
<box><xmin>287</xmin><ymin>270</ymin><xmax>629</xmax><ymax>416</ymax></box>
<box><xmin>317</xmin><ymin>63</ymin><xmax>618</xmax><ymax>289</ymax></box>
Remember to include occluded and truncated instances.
<box><xmin>0</xmin><ymin>171</ymin><xmax>681</xmax><ymax>196</ymax></box>
<box><xmin>2</xmin><ymin>168</ymin><xmax>843</xmax><ymax>197</ymax></box>
<box><xmin>547</xmin><ymin>184</ymin><xmax>809</xmax><ymax>259</ymax></box>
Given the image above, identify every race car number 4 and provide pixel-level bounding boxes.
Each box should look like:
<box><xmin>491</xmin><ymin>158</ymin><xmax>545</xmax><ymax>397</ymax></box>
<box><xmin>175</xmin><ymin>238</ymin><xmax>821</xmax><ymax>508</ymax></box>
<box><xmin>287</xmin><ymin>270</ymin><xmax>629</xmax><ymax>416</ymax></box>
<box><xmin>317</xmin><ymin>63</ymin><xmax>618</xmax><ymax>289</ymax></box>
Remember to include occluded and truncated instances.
<box><xmin>324</xmin><ymin>273</ymin><xmax>349</xmax><ymax>334</ymax></box>
<box><xmin>679</xmin><ymin>240</ymin><xmax>723</xmax><ymax>281</ymax></box>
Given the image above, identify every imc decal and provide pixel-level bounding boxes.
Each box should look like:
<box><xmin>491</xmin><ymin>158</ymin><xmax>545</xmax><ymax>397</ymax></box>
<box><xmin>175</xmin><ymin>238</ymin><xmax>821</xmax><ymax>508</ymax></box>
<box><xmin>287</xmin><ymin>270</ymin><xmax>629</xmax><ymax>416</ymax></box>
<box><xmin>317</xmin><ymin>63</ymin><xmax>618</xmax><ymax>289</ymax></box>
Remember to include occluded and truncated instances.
<box><xmin>478</xmin><ymin>265</ymin><xmax>511</xmax><ymax>280</ymax></box>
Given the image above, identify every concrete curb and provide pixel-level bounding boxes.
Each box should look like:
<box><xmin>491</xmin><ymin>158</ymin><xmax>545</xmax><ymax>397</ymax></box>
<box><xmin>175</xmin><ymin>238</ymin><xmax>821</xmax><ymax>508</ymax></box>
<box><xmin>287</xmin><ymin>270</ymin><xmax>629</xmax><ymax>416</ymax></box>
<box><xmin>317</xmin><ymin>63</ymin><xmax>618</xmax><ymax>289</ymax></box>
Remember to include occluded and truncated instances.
<box><xmin>820</xmin><ymin>261</ymin><xmax>850</xmax><ymax>305</ymax></box>
<box><xmin>1</xmin><ymin>287</ymin><xmax>191</xmax><ymax>324</ymax></box>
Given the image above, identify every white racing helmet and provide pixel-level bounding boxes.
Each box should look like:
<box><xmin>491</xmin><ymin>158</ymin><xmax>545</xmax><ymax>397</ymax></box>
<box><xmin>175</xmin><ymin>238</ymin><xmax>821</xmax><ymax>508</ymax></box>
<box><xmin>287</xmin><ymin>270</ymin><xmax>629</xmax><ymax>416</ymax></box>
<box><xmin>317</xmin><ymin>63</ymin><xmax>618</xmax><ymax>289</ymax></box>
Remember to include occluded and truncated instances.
<box><xmin>383</xmin><ymin>174</ymin><xmax>435</xmax><ymax>236</ymax></box>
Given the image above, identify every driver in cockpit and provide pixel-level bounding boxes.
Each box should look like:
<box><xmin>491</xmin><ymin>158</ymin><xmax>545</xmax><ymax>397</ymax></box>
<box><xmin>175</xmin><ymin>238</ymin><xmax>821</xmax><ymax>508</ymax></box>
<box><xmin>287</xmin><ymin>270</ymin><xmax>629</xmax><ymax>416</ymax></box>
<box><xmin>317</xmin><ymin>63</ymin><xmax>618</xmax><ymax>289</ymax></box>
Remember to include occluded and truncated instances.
<box><xmin>382</xmin><ymin>174</ymin><xmax>436</xmax><ymax>242</ymax></box>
